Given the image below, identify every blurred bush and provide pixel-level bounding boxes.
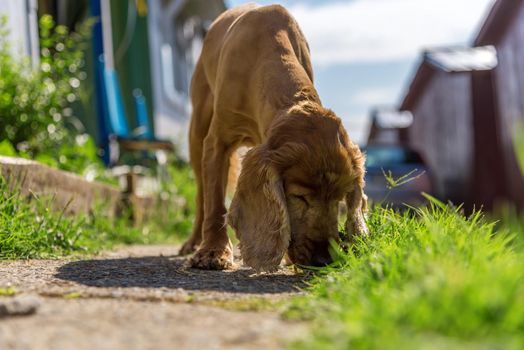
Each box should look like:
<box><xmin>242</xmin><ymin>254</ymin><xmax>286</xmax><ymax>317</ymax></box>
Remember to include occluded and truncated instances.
<box><xmin>0</xmin><ymin>15</ymin><xmax>105</xmax><ymax>178</ymax></box>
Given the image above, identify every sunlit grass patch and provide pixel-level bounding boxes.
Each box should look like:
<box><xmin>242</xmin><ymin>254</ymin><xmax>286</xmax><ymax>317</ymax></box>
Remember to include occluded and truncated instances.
<box><xmin>288</xmin><ymin>198</ymin><xmax>524</xmax><ymax>350</ymax></box>
<box><xmin>0</xmin><ymin>165</ymin><xmax>195</xmax><ymax>260</ymax></box>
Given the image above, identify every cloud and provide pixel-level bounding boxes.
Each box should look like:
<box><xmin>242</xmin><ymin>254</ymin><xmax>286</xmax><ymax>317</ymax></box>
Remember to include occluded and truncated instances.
<box><xmin>343</xmin><ymin>114</ymin><xmax>371</xmax><ymax>144</ymax></box>
<box><xmin>350</xmin><ymin>87</ymin><xmax>398</xmax><ymax>106</ymax></box>
<box><xmin>287</xmin><ymin>0</ymin><xmax>495</xmax><ymax>66</ymax></box>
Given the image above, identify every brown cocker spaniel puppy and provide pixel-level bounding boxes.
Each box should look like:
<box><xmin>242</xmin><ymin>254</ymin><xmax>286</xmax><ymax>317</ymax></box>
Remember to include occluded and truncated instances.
<box><xmin>179</xmin><ymin>4</ymin><xmax>368</xmax><ymax>271</ymax></box>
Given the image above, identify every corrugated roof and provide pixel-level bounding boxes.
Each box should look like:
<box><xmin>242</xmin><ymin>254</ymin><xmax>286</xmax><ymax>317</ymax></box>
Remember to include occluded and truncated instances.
<box><xmin>399</xmin><ymin>45</ymin><xmax>498</xmax><ymax>110</ymax></box>
<box><xmin>424</xmin><ymin>46</ymin><xmax>498</xmax><ymax>73</ymax></box>
<box><xmin>371</xmin><ymin>109</ymin><xmax>413</xmax><ymax>129</ymax></box>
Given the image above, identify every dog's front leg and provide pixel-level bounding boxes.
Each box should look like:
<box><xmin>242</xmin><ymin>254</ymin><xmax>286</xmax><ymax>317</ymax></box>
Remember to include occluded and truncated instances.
<box><xmin>189</xmin><ymin>132</ymin><xmax>234</xmax><ymax>270</ymax></box>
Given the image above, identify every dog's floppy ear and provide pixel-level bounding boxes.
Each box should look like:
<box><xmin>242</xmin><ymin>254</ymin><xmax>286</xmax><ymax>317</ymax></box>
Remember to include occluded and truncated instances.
<box><xmin>345</xmin><ymin>183</ymin><xmax>369</xmax><ymax>241</ymax></box>
<box><xmin>227</xmin><ymin>145</ymin><xmax>290</xmax><ymax>272</ymax></box>
<box><xmin>339</xmin><ymin>129</ymin><xmax>369</xmax><ymax>241</ymax></box>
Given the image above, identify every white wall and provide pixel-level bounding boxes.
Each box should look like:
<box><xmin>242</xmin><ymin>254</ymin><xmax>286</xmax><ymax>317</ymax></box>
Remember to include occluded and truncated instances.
<box><xmin>0</xmin><ymin>0</ymin><xmax>39</xmax><ymax>67</ymax></box>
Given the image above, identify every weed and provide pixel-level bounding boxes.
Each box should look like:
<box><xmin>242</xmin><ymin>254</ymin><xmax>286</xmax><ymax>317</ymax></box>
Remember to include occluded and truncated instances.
<box><xmin>206</xmin><ymin>297</ymin><xmax>286</xmax><ymax>312</ymax></box>
<box><xmin>63</xmin><ymin>292</ymin><xmax>81</xmax><ymax>299</ymax></box>
<box><xmin>0</xmin><ymin>287</ymin><xmax>16</xmax><ymax>296</ymax></box>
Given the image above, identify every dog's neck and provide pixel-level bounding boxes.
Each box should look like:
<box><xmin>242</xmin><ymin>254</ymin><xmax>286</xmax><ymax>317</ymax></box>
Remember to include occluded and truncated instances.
<box><xmin>289</xmin><ymin>86</ymin><xmax>321</xmax><ymax>107</ymax></box>
<box><xmin>263</xmin><ymin>63</ymin><xmax>321</xmax><ymax>112</ymax></box>
<box><xmin>259</xmin><ymin>84</ymin><xmax>322</xmax><ymax>137</ymax></box>
<box><xmin>259</xmin><ymin>70</ymin><xmax>322</xmax><ymax>143</ymax></box>
<box><xmin>270</xmin><ymin>85</ymin><xmax>322</xmax><ymax>121</ymax></box>
<box><xmin>276</xmin><ymin>86</ymin><xmax>322</xmax><ymax>120</ymax></box>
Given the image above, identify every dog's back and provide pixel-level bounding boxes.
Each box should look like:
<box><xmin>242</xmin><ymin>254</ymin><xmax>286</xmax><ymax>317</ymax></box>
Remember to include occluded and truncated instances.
<box><xmin>193</xmin><ymin>4</ymin><xmax>317</xmax><ymax>145</ymax></box>
<box><xmin>201</xmin><ymin>4</ymin><xmax>314</xmax><ymax>87</ymax></box>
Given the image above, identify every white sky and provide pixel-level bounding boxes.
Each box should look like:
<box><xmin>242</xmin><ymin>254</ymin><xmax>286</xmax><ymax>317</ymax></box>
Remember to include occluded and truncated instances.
<box><xmin>290</xmin><ymin>0</ymin><xmax>495</xmax><ymax>65</ymax></box>
<box><xmin>227</xmin><ymin>0</ymin><xmax>496</xmax><ymax>143</ymax></box>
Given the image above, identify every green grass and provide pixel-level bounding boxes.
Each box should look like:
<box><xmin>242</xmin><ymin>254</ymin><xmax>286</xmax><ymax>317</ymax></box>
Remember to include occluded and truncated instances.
<box><xmin>206</xmin><ymin>297</ymin><xmax>287</xmax><ymax>312</ymax></box>
<box><xmin>0</xmin><ymin>287</ymin><xmax>16</xmax><ymax>296</ymax></box>
<box><xmin>4</xmin><ymin>156</ymin><xmax>524</xmax><ymax>349</ymax></box>
<box><xmin>63</xmin><ymin>292</ymin><xmax>82</xmax><ymax>299</ymax></box>
<box><xmin>288</xmin><ymin>197</ymin><xmax>524</xmax><ymax>350</ymax></box>
<box><xmin>162</xmin><ymin>164</ymin><xmax>197</xmax><ymax>238</ymax></box>
<box><xmin>0</xmin><ymin>164</ymin><xmax>196</xmax><ymax>259</ymax></box>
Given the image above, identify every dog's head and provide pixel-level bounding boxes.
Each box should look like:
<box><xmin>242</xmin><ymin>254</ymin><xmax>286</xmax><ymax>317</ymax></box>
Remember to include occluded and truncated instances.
<box><xmin>228</xmin><ymin>102</ymin><xmax>367</xmax><ymax>272</ymax></box>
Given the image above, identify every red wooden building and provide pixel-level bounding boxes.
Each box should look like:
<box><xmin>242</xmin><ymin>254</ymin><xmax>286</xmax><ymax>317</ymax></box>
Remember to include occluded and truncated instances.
<box><xmin>474</xmin><ymin>0</ymin><xmax>524</xmax><ymax>208</ymax></box>
<box><xmin>367</xmin><ymin>109</ymin><xmax>412</xmax><ymax>145</ymax></box>
<box><xmin>398</xmin><ymin>0</ymin><xmax>524</xmax><ymax>210</ymax></box>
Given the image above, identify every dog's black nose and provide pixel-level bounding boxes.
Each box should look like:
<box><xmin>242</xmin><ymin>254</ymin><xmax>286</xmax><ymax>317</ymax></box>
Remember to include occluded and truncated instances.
<box><xmin>310</xmin><ymin>242</ymin><xmax>333</xmax><ymax>266</ymax></box>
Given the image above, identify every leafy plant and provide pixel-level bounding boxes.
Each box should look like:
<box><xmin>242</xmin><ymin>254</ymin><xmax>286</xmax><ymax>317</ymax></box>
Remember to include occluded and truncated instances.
<box><xmin>382</xmin><ymin>168</ymin><xmax>425</xmax><ymax>190</ymax></box>
<box><xmin>0</xmin><ymin>15</ymin><xmax>113</xmax><ymax>182</ymax></box>
<box><xmin>0</xmin><ymin>140</ymin><xmax>17</xmax><ymax>157</ymax></box>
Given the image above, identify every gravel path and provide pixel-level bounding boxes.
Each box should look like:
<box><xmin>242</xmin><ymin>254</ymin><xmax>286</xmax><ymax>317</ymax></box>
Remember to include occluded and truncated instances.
<box><xmin>0</xmin><ymin>245</ymin><xmax>308</xmax><ymax>350</ymax></box>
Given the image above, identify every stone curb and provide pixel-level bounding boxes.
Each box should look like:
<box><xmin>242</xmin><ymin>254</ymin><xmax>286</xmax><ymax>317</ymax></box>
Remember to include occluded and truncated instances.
<box><xmin>0</xmin><ymin>156</ymin><xmax>122</xmax><ymax>217</ymax></box>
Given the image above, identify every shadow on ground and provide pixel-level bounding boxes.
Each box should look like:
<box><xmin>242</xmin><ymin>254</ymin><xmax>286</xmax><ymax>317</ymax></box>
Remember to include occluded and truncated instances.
<box><xmin>55</xmin><ymin>255</ymin><xmax>307</xmax><ymax>294</ymax></box>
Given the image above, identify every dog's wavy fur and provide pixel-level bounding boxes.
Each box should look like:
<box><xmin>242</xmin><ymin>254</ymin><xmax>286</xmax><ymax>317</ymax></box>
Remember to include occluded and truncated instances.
<box><xmin>179</xmin><ymin>4</ymin><xmax>368</xmax><ymax>271</ymax></box>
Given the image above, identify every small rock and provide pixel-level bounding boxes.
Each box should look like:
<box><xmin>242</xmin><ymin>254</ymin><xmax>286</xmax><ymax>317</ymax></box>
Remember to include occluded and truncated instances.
<box><xmin>0</xmin><ymin>295</ymin><xmax>41</xmax><ymax>317</ymax></box>
<box><xmin>111</xmin><ymin>290</ymin><xmax>124</xmax><ymax>298</ymax></box>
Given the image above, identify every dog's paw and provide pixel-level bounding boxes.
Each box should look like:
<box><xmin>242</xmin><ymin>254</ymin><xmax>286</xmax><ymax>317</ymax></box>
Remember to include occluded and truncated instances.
<box><xmin>178</xmin><ymin>238</ymin><xmax>200</xmax><ymax>256</ymax></box>
<box><xmin>189</xmin><ymin>245</ymin><xmax>234</xmax><ymax>270</ymax></box>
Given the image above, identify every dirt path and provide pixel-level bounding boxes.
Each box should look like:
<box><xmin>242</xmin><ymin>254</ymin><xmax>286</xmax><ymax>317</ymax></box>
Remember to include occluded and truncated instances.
<box><xmin>0</xmin><ymin>245</ymin><xmax>308</xmax><ymax>350</ymax></box>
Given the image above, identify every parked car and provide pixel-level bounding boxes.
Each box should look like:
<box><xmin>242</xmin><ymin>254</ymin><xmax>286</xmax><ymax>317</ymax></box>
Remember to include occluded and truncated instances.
<box><xmin>363</xmin><ymin>145</ymin><xmax>433</xmax><ymax>208</ymax></box>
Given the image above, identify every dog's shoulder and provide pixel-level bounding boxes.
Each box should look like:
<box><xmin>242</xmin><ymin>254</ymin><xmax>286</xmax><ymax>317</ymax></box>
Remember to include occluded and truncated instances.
<box><xmin>235</xmin><ymin>4</ymin><xmax>295</xmax><ymax>27</ymax></box>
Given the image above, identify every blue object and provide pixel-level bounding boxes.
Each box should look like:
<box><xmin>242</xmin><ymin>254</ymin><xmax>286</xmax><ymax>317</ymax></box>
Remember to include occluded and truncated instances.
<box><xmin>103</xmin><ymin>63</ymin><xmax>129</xmax><ymax>137</ymax></box>
<box><xmin>133</xmin><ymin>89</ymin><xmax>154</xmax><ymax>140</ymax></box>
<box><xmin>90</xmin><ymin>0</ymin><xmax>157</xmax><ymax>165</ymax></box>
<box><xmin>97</xmin><ymin>55</ymin><xmax>154</xmax><ymax>141</ymax></box>
<box><xmin>90</xmin><ymin>0</ymin><xmax>110</xmax><ymax>163</ymax></box>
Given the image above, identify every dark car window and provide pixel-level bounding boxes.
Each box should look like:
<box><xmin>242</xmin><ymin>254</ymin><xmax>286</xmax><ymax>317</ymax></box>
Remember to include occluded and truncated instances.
<box><xmin>364</xmin><ymin>146</ymin><xmax>423</xmax><ymax>167</ymax></box>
